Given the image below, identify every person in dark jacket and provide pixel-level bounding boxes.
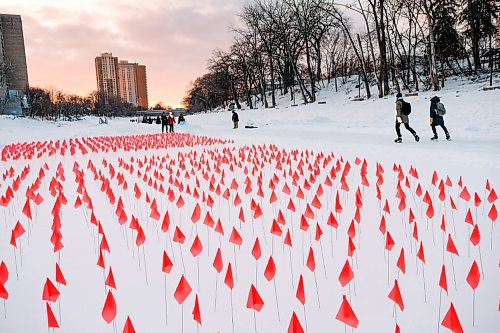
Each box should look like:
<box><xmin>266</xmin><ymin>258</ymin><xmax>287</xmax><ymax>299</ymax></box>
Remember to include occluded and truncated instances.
<box><xmin>232</xmin><ymin>110</ymin><xmax>239</xmax><ymax>129</ymax></box>
<box><xmin>167</xmin><ymin>112</ymin><xmax>175</xmax><ymax>132</ymax></box>
<box><xmin>394</xmin><ymin>92</ymin><xmax>419</xmax><ymax>143</ymax></box>
<box><xmin>161</xmin><ymin>112</ymin><xmax>168</xmax><ymax>133</ymax></box>
<box><xmin>429</xmin><ymin>96</ymin><xmax>450</xmax><ymax>141</ymax></box>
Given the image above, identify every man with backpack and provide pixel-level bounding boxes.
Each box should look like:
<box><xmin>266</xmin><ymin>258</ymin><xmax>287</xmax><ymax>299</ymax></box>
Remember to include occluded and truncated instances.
<box><xmin>394</xmin><ymin>92</ymin><xmax>419</xmax><ymax>143</ymax></box>
<box><xmin>429</xmin><ymin>96</ymin><xmax>451</xmax><ymax>141</ymax></box>
<box><xmin>161</xmin><ymin>112</ymin><xmax>168</xmax><ymax>133</ymax></box>
<box><xmin>232</xmin><ymin>110</ymin><xmax>239</xmax><ymax>129</ymax></box>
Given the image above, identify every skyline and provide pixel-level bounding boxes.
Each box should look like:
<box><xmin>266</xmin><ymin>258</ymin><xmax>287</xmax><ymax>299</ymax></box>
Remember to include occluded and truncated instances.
<box><xmin>2</xmin><ymin>0</ymin><xmax>246</xmax><ymax>107</ymax></box>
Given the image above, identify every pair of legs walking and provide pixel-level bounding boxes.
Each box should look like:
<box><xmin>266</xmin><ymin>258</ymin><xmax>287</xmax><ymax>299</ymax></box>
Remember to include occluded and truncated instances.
<box><xmin>395</xmin><ymin>122</ymin><xmax>419</xmax><ymax>142</ymax></box>
<box><xmin>162</xmin><ymin>124</ymin><xmax>167</xmax><ymax>133</ymax></box>
<box><xmin>431</xmin><ymin>124</ymin><xmax>450</xmax><ymax>140</ymax></box>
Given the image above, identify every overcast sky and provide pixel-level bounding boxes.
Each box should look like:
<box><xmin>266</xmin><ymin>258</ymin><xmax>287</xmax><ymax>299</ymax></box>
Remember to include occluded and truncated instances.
<box><xmin>2</xmin><ymin>0</ymin><xmax>248</xmax><ymax>107</ymax></box>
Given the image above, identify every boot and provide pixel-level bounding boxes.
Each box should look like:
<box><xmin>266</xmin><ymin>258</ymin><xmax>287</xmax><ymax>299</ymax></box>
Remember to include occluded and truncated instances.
<box><xmin>431</xmin><ymin>135</ymin><xmax>438</xmax><ymax>141</ymax></box>
<box><xmin>394</xmin><ymin>137</ymin><xmax>402</xmax><ymax>143</ymax></box>
<box><xmin>414</xmin><ymin>134</ymin><xmax>420</xmax><ymax>142</ymax></box>
<box><xmin>446</xmin><ymin>133</ymin><xmax>451</xmax><ymax>141</ymax></box>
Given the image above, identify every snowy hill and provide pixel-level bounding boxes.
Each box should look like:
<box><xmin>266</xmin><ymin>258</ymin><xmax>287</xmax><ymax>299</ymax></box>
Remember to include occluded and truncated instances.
<box><xmin>0</xmin><ymin>77</ymin><xmax>499</xmax><ymax>333</ymax></box>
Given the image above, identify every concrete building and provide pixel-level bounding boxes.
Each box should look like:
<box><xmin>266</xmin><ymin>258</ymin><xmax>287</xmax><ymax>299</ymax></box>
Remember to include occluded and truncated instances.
<box><xmin>0</xmin><ymin>14</ymin><xmax>30</xmax><ymax>115</ymax></box>
<box><xmin>135</xmin><ymin>64</ymin><xmax>148</xmax><ymax>109</ymax></box>
<box><xmin>118</xmin><ymin>60</ymin><xmax>138</xmax><ymax>105</ymax></box>
<box><xmin>95</xmin><ymin>52</ymin><xmax>120</xmax><ymax>103</ymax></box>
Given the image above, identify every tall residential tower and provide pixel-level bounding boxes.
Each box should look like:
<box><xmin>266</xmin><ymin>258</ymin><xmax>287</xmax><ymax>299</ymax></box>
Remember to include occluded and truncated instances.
<box><xmin>95</xmin><ymin>52</ymin><xmax>120</xmax><ymax>103</ymax></box>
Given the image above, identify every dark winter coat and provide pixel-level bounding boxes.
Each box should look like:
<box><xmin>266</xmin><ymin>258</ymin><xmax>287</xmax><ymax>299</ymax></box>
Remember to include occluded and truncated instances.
<box><xmin>395</xmin><ymin>99</ymin><xmax>409</xmax><ymax>124</ymax></box>
<box><xmin>161</xmin><ymin>114</ymin><xmax>168</xmax><ymax>125</ymax></box>
<box><xmin>232</xmin><ymin>112</ymin><xmax>239</xmax><ymax>122</ymax></box>
<box><xmin>429</xmin><ymin>96</ymin><xmax>444</xmax><ymax>126</ymax></box>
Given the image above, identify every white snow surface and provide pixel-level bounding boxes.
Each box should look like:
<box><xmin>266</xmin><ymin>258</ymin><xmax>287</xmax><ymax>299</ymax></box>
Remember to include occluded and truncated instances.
<box><xmin>0</xmin><ymin>77</ymin><xmax>499</xmax><ymax>333</ymax></box>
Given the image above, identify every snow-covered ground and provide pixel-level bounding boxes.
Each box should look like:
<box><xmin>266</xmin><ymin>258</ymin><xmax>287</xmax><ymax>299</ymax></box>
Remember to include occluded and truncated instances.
<box><xmin>0</xmin><ymin>77</ymin><xmax>499</xmax><ymax>332</ymax></box>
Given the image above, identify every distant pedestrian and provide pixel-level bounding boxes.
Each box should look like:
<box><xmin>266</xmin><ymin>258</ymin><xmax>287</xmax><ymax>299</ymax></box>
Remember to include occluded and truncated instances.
<box><xmin>232</xmin><ymin>110</ymin><xmax>239</xmax><ymax>129</ymax></box>
<box><xmin>168</xmin><ymin>112</ymin><xmax>175</xmax><ymax>132</ymax></box>
<box><xmin>394</xmin><ymin>92</ymin><xmax>419</xmax><ymax>143</ymax></box>
<box><xmin>429</xmin><ymin>96</ymin><xmax>451</xmax><ymax>141</ymax></box>
<box><xmin>161</xmin><ymin>112</ymin><xmax>168</xmax><ymax>133</ymax></box>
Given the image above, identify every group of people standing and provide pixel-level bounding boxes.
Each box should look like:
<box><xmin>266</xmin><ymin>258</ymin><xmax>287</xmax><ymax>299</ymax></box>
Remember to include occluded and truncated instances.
<box><xmin>394</xmin><ymin>93</ymin><xmax>451</xmax><ymax>143</ymax></box>
<box><xmin>161</xmin><ymin>112</ymin><xmax>176</xmax><ymax>133</ymax></box>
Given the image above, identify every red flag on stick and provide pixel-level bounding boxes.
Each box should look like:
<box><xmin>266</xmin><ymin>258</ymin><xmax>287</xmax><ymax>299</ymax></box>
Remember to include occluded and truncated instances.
<box><xmin>439</xmin><ymin>264</ymin><xmax>448</xmax><ymax>294</ymax></box>
<box><xmin>102</xmin><ymin>290</ymin><xmax>117</xmax><ymax>324</ymax></box>
<box><xmin>441</xmin><ymin>303</ymin><xmax>464</xmax><ymax>333</ymax></box>
<box><xmin>246</xmin><ymin>284</ymin><xmax>264</xmax><ymax>312</ymax></box>
<box><xmin>46</xmin><ymin>302</ymin><xmax>60</xmax><ymax>328</ymax></box>
<box><xmin>288</xmin><ymin>311</ymin><xmax>305</xmax><ymax>333</ymax></box>
<box><xmin>338</xmin><ymin>260</ymin><xmax>354</xmax><ymax>287</ymax></box>
<box><xmin>174</xmin><ymin>275</ymin><xmax>192</xmax><ymax>304</ymax></box>
<box><xmin>55</xmin><ymin>263</ymin><xmax>67</xmax><ymax>286</ymax></box>
<box><xmin>162</xmin><ymin>251</ymin><xmax>173</xmax><ymax>273</ymax></box>
<box><xmin>335</xmin><ymin>295</ymin><xmax>359</xmax><ymax>328</ymax></box>
<box><xmin>264</xmin><ymin>256</ymin><xmax>276</xmax><ymax>281</ymax></box>
<box><xmin>466</xmin><ymin>261</ymin><xmax>480</xmax><ymax>290</ymax></box>
<box><xmin>42</xmin><ymin>278</ymin><xmax>60</xmax><ymax>302</ymax></box>
<box><xmin>123</xmin><ymin>316</ymin><xmax>136</xmax><ymax>333</ymax></box>
<box><xmin>192</xmin><ymin>294</ymin><xmax>202</xmax><ymax>325</ymax></box>
<box><xmin>396</xmin><ymin>248</ymin><xmax>406</xmax><ymax>274</ymax></box>
<box><xmin>388</xmin><ymin>279</ymin><xmax>404</xmax><ymax>311</ymax></box>
<box><xmin>296</xmin><ymin>275</ymin><xmax>305</xmax><ymax>305</ymax></box>
<box><xmin>224</xmin><ymin>263</ymin><xmax>234</xmax><ymax>289</ymax></box>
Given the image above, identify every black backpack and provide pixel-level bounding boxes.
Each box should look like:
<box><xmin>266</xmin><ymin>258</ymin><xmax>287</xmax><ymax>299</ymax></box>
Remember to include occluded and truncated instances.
<box><xmin>401</xmin><ymin>100</ymin><xmax>411</xmax><ymax>115</ymax></box>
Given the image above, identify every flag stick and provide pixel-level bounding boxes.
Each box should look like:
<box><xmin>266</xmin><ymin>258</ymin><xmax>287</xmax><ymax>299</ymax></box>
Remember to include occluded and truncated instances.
<box><xmin>167</xmin><ymin>274</ymin><xmax>168</xmax><ymax>326</ymax></box>
<box><xmin>13</xmin><ymin>248</ymin><xmax>19</xmax><ymax>280</ymax></box>
<box><xmin>253</xmin><ymin>310</ymin><xmax>257</xmax><ymax>333</ymax></box>
<box><xmin>289</xmin><ymin>248</ymin><xmax>294</xmax><ymax>289</ymax></box>
<box><xmin>143</xmin><ymin>246</ymin><xmax>149</xmax><ymax>285</ymax></box>
<box><xmin>214</xmin><ymin>274</ymin><xmax>219</xmax><ymax>311</ymax></box>
<box><xmin>273</xmin><ymin>279</ymin><xmax>280</xmax><ymax>321</ymax></box>
<box><xmin>313</xmin><ymin>271</ymin><xmax>321</xmax><ymax>308</ymax></box>
<box><xmin>472</xmin><ymin>290</ymin><xmax>475</xmax><ymax>327</ymax></box>
<box><xmin>181</xmin><ymin>303</ymin><xmax>184</xmax><ymax>333</ymax></box>
<box><xmin>450</xmin><ymin>255</ymin><xmax>457</xmax><ymax>291</ymax></box>
<box><xmin>230</xmin><ymin>290</ymin><xmax>235</xmax><ymax>333</ymax></box>
<box><xmin>478</xmin><ymin>245</ymin><xmax>485</xmax><ymax>279</ymax></box>
<box><xmin>303</xmin><ymin>304</ymin><xmax>309</xmax><ymax>333</ymax></box>
<box><xmin>3</xmin><ymin>299</ymin><xmax>6</xmax><ymax>319</ymax></box>
<box><xmin>437</xmin><ymin>289</ymin><xmax>442</xmax><ymax>333</ymax></box>
<box><xmin>319</xmin><ymin>239</ymin><xmax>328</xmax><ymax>279</ymax></box>
<box><xmin>422</xmin><ymin>263</ymin><xmax>427</xmax><ymax>303</ymax></box>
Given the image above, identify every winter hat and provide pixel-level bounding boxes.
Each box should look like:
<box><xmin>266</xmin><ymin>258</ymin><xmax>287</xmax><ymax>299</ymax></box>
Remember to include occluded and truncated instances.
<box><xmin>396</xmin><ymin>92</ymin><xmax>402</xmax><ymax>98</ymax></box>
<box><xmin>169</xmin><ymin>112</ymin><xmax>172</xmax><ymax>116</ymax></box>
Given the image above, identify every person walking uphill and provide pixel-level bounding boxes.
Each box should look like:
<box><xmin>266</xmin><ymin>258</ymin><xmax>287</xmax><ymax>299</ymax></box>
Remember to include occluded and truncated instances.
<box><xmin>161</xmin><ymin>112</ymin><xmax>168</xmax><ymax>133</ymax></box>
<box><xmin>167</xmin><ymin>112</ymin><xmax>175</xmax><ymax>132</ymax></box>
<box><xmin>429</xmin><ymin>96</ymin><xmax>451</xmax><ymax>141</ymax></box>
<box><xmin>232</xmin><ymin>110</ymin><xmax>239</xmax><ymax>129</ymax></box>
<box><xmin>394</xmin><ymin>93</ymin><xmax>419</xmax><ymax>143</ymax></box>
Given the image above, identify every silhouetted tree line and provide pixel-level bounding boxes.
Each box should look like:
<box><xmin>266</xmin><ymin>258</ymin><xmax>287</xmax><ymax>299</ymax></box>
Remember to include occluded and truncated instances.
<box><xmin>184</xmin><ymin>0</ymin><xmax>499</xmax><ymax>112</ymax></box>
<box><xmin>26</xmin><ymin>87</ymin><xmax>141</xmax><ymax>119</ymax></box>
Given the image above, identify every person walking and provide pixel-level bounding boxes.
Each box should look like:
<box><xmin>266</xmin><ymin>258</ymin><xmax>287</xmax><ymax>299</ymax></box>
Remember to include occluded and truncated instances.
<box><xmin>394</xmin><ymin>92</ymin><xmax>419</xmax><ymax>143</ymax></box>
<box><xmin>161</xmin><ymin>112</ymin><xmax>168</xmax><ymax>133</ymax></box>
<box><xmin>429</xmin><ymin>96</ymin><xmax>451</xmax><ymax>141</ymax></box>
<box><xmin>232</xmin><ymin>110</ymin><xmax>239</xmax><ymax>129</ymax></box>
<box><xmin>167</xmin><ymin>112</ymin><xmax>175</xmax><ymax>132</ymax></box>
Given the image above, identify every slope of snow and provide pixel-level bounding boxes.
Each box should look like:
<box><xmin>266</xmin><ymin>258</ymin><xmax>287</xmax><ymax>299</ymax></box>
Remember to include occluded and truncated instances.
<box><xmin>0</xmin><ymin>77</ymin><xmax>499</xmax><ymax>333</ymax></box>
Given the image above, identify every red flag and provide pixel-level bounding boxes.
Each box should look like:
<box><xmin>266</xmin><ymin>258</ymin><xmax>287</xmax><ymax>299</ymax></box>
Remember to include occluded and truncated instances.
<box><xmin>487</xmin><ymin>188</ymin><xmax>498</xmax><ymax>203</ymax></box>
<box><xmin>327</xmin><ymin>212</ymin><xmax>338</xmax><ymax>229</ymax></box>
<box><xmin>396</xmin><ymin>248</ymin><xmax>406</xmax><ymax>274</ymax></box>
<box><xmin>22</xmin><ymin>198</ymin><xmax>32</xmax><ymax>220</ymax></box>
<box><xmin>190</xmin><ymin>236</ymin><xmax>203</xmax><ymax>257</ymax></box>
<box><xmin>173</xmin><ymin>226</ymin><xmax>186</xmax><ymax>244</ymax></box>
<box><xmin>42</xmin><ymin>278</ymin><xmax>60</xmax><ymax>302</ymax></box>
<box><xmin>426</xmin><ymin>203</ymin><xmax>434</xmax><ymax>219</ymax></box>
<box><xmin>192</xmin><ymin>294</ymin><xmax>202</xmax><ymax>325</ymax></box>
<box><xmin>459</xmin><ymin>187</ymin><xmax>471</xmax><ymax>202</ymax></box>
<box><xmin>441</xmin><ymin>303</ymin><xmax>464</xmax><ymax>333</ymax></box>
<box><xmin>251</xmin><ymin>237</ymin><xmax>262</xmax><ymax>261</ymax></box>
<box><xmin>224</xmin><ymin>263</ymin><xmax>234</xmax><ymax>289</ymax></box>
<box><xmin>306</xmin><ymin>247</ymin><xmax>316</xmax><ymax>272</ymax></box>
<box><xmin>296</xmin><ymin>275</ymin><xmax>305</xmax><ymax>305</ymax></box>
<box><xmin>466</xmin><ymin>261</ymin><xmax>480</xmax><ymax>290</ymax></box>
<box><xmin>162</xmin><ymin>251</ymin><xmax>173</xmax><ymax>273</ymax></box>
<box><xmin>105</xmin><ymin>267</ymin><xmax>117</xmax><ymax>289</ymax></box>
<box><xmin>464</xmin><ymin>209</ymin><xmax>474</xmax><ymax>225</ymax></box>
<box><xmin>335</xmin><ymin>295</ymin><xmax>359</xmax><ymax>328</ymax></box>
<box><xmin>417</xmin><ymin>241</ymin><xmax>425</xmax><ymax>263</ymax></box>
<box><xmin>191</xmin><ymin>204</ymin><xmax>201</xmax><ymax>223</ymax></box>
<box><xmin>488</xmin><ymin>204</ymin><xmax>498</xmax><ymax>222</ymax></box>
<box><xmin>136</xmin><ymin>226</ymin><xmax>146</xmax><ymax>246</ymax></box>
<box><xmin>379</xmin><ymin>216</ymin><xmax>386</xmax><ymax>235</ymax></box>
<box><xmin>102</xmin><ymin>290</ymin><xmax>117</xmax><ymax>324</ymax></box>
<box><xmin>55</xmin><ymin>263</ymin><xmax>67</xmax><ymax>286</ymax></box>
<box><xmin>264</xmin><ymin>256</ymin><xmax>276</xmax><ymax>281</ymax></box>
<box><xmin>287</xmin><ymin>311</ymin><xmax>305</xmax><ymax>333</ymax></box>
<box><xmin>284</xmin><ymin>230</ymin><xmax>292</xmax><ymax>247</ymax></box>
<box><xmin>0</xmin><ymin>283</ymin><xmax>8</xmax><ymax>300</ymax></box>
<box><xmin>213</xmin><ymin>248</ymin><xmax>223</xmax><ymax>273</ymax></box>
<box><xmin>470</xmin><ymin>224</ymin><xmax>481</xmax><ymax>246</ymax></box>
<box><xmin>161</xmin><ymin>212</ymin><xmax>170</xmax><ymax>232</ymax></box>
<box><xmin>347</xmin><ymin>237</ymin><xmax>356</xmax><ymax>257</ymax></box>
<box><xmin>439</xmin><ymin>264</ymin><xmax>448</xmax><ymax>294</ymax></box>
<box><xmin>13</xmin><ymin>221</ymin><xmax>25</xmax><ymax>239</ymax></box>
<box><xmin>270</xmin><ymin>219</ymin><xmax>282</xmax><ymax>236</ymax></box>
<box><xmin>123</xmin><ymin>316</ymin><xmax>136</xmax><ymax>333</ymax></box>
<box><xmin>385</xmin><ymin>231</ymin><xmax>395</xmax><ymax>251</ymax></box>
<box><xmin>246</xmin><ymin>284</ymin><xmax>264</xmax><ymax>312</ymax></box>
<box><xmin>46</xmin><ymin>302</ymin><xmax>60</xmax><ymax>328</ymax></box>
<box><xmin>446</xmin><ymin>234</ymin><xmax>459</xmax><ymax>256</ymax></box>
<box><xmin>229</xmin><ymin>227</ymin><xmax>243</xmax><ymax>245</ymax></box>
<box><xmin>388</xmin><ymin>279</ymin><xmax>404</xmax><ymax>311</ymax></box>
<box><xmin>338</xmin><ymin>259</ymin><xmax>354</xmax><ymax>287</ymax></box>
<box><xmin>174</xmin><ymin>275</ymin><xmax>192</xmax><ymax>304</ymax></box>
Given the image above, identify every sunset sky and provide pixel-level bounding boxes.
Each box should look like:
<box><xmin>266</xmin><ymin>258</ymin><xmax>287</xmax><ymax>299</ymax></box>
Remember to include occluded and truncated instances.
<box><xmin>2</xmin><ymin>0</ymin><xmax>246</xmax><ymax>107</ymax></box>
